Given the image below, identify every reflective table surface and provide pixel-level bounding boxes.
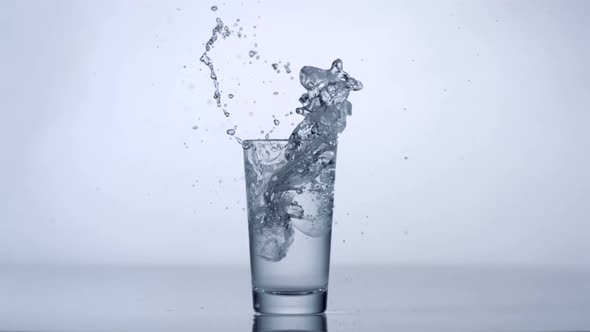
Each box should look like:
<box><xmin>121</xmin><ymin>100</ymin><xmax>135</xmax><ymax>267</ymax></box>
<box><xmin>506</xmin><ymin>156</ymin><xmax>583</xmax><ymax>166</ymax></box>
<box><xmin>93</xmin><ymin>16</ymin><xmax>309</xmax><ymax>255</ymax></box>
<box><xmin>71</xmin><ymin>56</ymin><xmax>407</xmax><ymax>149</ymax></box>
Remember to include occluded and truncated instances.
<box><xmin>1</xmin><ymin>264</ymin><xmax>589</xmax><ymax>331</ymax></box>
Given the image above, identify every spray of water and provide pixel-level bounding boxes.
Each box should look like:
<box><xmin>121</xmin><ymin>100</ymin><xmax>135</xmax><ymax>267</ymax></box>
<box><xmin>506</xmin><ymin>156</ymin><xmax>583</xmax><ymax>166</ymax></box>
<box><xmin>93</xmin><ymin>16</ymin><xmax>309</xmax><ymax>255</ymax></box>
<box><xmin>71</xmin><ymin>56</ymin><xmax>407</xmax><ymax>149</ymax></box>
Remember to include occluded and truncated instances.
<box><xmin>245</xmin><ymin>60</ymin><xmax>362</xmax><ymax>261</ymax></box>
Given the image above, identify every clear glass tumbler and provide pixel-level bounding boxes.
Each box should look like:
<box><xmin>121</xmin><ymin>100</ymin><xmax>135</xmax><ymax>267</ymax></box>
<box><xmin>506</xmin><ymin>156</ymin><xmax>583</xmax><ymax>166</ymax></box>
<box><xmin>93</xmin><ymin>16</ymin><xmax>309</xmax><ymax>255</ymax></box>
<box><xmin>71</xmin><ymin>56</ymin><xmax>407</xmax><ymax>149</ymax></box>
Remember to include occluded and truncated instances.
<box><xmin>243</xmin><ymin>139</ymin><xmax>337</xmax><ymax>314</ymax></box>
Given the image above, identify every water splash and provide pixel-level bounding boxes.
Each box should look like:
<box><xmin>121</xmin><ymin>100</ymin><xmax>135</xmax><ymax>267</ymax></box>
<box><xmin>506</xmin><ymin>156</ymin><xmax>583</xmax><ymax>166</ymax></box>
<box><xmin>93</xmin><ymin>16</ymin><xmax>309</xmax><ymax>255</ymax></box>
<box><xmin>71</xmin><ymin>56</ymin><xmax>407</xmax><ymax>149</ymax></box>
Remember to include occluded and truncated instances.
<box><xmin>245</xmin><ymin>59</ymin><xmax>362</xmax><ymax>261</ymax></box>
<box><xmin>200</xmin><ymin>18</ymin><xmax>229</xmax><ymax>109</ymax></box>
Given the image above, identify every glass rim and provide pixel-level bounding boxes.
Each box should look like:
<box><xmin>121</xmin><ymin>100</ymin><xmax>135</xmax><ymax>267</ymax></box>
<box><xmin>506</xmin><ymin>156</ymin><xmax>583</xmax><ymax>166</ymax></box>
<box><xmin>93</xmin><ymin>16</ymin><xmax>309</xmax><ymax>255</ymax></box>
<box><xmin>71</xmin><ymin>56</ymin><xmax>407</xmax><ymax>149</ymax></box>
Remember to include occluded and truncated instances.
<box><xmin>242</xmin><ymin>139</ymin><xmax>290</xmax><ymax>143</ymax></box>
<box><xmin>242</xmin><ymin>138</ymin><xmax>325</xmax><ymax>143</ymax></box>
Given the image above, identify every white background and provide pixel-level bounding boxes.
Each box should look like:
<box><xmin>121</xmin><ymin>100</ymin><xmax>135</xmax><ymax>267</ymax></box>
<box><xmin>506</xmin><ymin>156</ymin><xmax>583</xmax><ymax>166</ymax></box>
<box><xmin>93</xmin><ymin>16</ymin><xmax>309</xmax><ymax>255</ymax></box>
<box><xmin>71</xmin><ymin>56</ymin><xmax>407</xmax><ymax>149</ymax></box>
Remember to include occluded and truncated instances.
<box><xmin>1</xmin><ymin>0</ymin><xmax>589</xmax><ymax>268</ymax></box>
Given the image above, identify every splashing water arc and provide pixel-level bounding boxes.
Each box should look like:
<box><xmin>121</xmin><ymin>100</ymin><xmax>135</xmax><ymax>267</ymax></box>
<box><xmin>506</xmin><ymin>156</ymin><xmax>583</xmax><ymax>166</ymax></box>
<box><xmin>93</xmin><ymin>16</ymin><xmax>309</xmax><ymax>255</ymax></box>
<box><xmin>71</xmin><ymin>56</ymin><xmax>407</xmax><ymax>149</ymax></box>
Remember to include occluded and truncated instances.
<box><xmin>245</xmin><ymin>59</ymin><xmax>363</xmax><ymax>262</ymax></box>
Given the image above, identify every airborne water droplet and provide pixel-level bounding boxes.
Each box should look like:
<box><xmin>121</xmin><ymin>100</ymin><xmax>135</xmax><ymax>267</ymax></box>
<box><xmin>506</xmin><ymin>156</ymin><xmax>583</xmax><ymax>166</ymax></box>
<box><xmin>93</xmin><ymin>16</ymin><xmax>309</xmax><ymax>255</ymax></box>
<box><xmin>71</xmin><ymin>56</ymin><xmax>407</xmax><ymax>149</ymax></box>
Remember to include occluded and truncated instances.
<box><xmin>273</xmin><ymin>91</ymin><xmax>278</xmax><ymax>95</ymax></box>
<box><xmin>192</xmin><ymin>125</ymin><xmax>198</xmax><ymax>130</ymax></box>
<box><xmin>273</xmin><ymin>119</ymin><xmax>280</xmax><ymax>125</ymax></box>
<box><xmin>211</xmin><ymin>5</ymin><xmax>218</xmax><ymax>11</ymax></box>
<box><xmin>249</xmin><ymin>50</ymin><xmax>257</xmax><ymax>57</ymax></box>
<box><xmin>227</xmin><ymin>129</ymin><xmax>235</xmax><ymax>136</ymax></box>
<box><xmin>228</xmin><ymin>94</ymin><xmax>234</xmax><ymax>99</ymax></box>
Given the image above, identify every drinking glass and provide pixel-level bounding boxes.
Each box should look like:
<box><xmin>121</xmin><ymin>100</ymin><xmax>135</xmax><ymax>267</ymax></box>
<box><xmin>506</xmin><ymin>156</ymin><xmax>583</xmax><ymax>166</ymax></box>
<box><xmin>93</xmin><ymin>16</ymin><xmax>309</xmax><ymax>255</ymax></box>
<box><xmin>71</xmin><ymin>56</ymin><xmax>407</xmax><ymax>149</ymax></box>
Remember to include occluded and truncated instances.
<box><xmin>243</xmin><ymin>139</ymin><xmax>337</xmax><ymax>314</ymax></box>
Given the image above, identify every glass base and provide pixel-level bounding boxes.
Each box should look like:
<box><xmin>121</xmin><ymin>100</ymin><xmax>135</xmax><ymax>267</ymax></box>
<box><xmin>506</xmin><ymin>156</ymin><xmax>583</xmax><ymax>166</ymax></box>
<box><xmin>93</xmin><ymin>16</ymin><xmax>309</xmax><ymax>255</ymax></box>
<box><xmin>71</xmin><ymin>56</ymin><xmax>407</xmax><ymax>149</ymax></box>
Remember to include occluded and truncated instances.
<box><xmin>252</xmin><ymin>287</ymin><xmax>328</xmax><ymax>314</ymax></box>
<box><xmin>253</xmin><ymin>313</ymin><xmax>327</xmax><ymax>332</ymax></box>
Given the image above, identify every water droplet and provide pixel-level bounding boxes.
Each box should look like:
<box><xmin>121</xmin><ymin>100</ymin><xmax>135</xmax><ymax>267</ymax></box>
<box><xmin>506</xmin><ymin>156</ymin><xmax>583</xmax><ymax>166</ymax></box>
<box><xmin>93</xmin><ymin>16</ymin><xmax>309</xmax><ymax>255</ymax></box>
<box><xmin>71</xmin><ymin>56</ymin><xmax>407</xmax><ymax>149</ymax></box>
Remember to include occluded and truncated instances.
<box><xmin>273</xmin><ymin>119</ymin><xmax>280</xmax><ymax>125</ymax></box>
<box><xmin>192</xmin><ymin>125</ymin><xmax>198</xmax><ymax>130</ymax></box>
<box><xmin>271</xmin><ymin>63</ymin><xmax>279</xmax><ymax>70</ymax></box>
<box><xmin>265</xmin><ymin>133</ymin><xmax>270</xmax><ymax>139</ymax></box>
<box><xmin>404</xmin><ymin>156</ymin><xmax>408</xmax><ymax>160</ymax></box>
<box><xmin>249</xmin><ymin>50</ymin><xmax>257</xmax><ymax>57</ymax></box>
<box><xmin>228</xmin><ymin>94</ymin><xmax>234</xmax><ymax>99</ymax></box>
<box><xmin>241</xmin><ymin>141</ymin><xmax>252</xmax><ymax>150</ymax></box>
<box><xmin>227</xmin><ymin>129</ymin><xmax>236</xmax><ymax>135</ymax></box>
<box><xmin>260</xmin><ymin>130</ymin><xmax>264</xmax><ymax>134</ymax></box>
<box><xmin>256</xmin><ymin>55</ymin><xmax>260</xmax><ymax>60</ymax></box>
<box><xmin>273</xmin><ymin>91</ymin><xmax>279</xmax><ymax>95</ymax></box>
<box><xmin>211</xmin><ymin>5</ymin><xmax>218</xmax><ymax>11</ymax></box>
